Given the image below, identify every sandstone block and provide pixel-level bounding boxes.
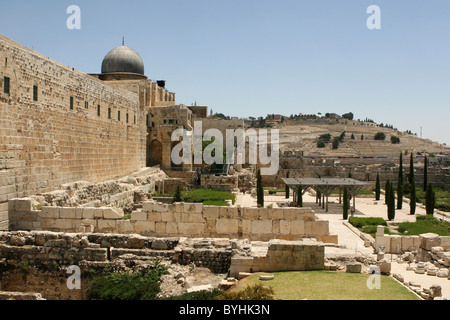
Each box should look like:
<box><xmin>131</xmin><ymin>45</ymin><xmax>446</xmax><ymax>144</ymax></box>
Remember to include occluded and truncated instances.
<box><xmin>290</xmin><ymin>220</ymin><xmax>305</xmax><ymax>235</ymax></box>
<box><xmin>148</xmin><ymin>212</ymin><xmax>162</xmax><ymax>222</ymax></box>
<box><xmin>178</xmin><ymin>223</ymin><xmax>204</xmax><ymax>236</ymax></box>
<box><xmin>82</xmin><ymin>208</ymin><xmax>95</xmax><ymax>219</ymax></box>
<box><xmin>280</xmin><ymin>220</ymin><xmax>291</xmax><ymax>235</ymax></box>
<box><xmin>251</xmin><ymin>220</ymin><xmax>272</xmax><ymax>235</ymax></box>
<box><xmin>420</xmin><ymin>233</ymin><xmax>441</xmax><ymax>251</ymax></box>
<box><xmin>346</xmin><ymin>263</ymin><xmax>362</xmax><ymax>273</ymax></box>
<box><xmin>134</xmin><ymin>221</ymin><xmax>156</xmax><ymax>234</ymax></box>
<box><xmin>142</xmin><ymin>202</ymin><xmax>155</xmax><ymax>212</ymax></box>
<box><xmin>203</xmin><ymin>206</ymin><xmax>219</xmax><ymax>219</ymax></box>
<box><xmin>242</xmin><ymin>208</ymin><xmax>259</xmax><ymax>220</ymax></box>
<box><xmin>131</xmin><ymin>211</ymin><xmax>148</xmax><ymax>221</ymax></box>
<box><xmin>103</xmin><ymin>207</ymin><xmax>124</xmax><ymax>220</ymax></box>
<box><xmin>39</xmin><ymin>207</ymin><xmax>59</xmax><ymax>219</ymax></box>
<box><xmin>166</xmin><ymin>222</ymin><xmax>179</xmax><ymax>234</ymax></box>
<box><xmin>97</xmin><ymin>220</ymin><xmax>116</xmax><ymax>231</ymax></box>
<box><xmin>268</xmin><ymin>208</ymin><xmax>284</xmax><ymax>220</ymax></box>
<box><xmin>155</xmin><ymin>222</ymin><xmax>166</xmax><ymax>233</ymax></box>
<box><xmin>216</xmin><ymin>219</ymin><xmax>238</xmax><ymax>234</ymax></box>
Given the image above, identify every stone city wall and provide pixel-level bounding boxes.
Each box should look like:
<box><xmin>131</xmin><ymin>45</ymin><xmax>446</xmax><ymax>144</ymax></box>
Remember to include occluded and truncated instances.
<box><xmin>0</xmin><ymin>35</ymin><xmax>148</xmax><ymax>230</ymax></box>
<box><xmin>8</xmin><ymin>199</ymin><xmax>337</xmax><ymax>243</ymax></box>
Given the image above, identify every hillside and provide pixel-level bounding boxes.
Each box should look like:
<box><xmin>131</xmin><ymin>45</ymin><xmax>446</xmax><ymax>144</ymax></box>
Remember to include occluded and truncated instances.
<box><xmin>278</xmin><ymin>119</ymin><xmax>448</xmax><ymax>157</ymax></box>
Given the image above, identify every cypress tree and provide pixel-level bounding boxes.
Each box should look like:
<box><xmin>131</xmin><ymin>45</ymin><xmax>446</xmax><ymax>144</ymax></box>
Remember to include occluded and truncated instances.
<box><xmin>298</xmin><ymin>185</ymin><xmax>303</xmax><ymax>208</ymax></box>
<box><xmin>285</xmin><ymin>171</ymin><xmax>290</xmax><ymax>199</ymax></box>
<box><xmin>425</xmin><ymin>183</ymin><xmax>435</xmax><ymax>215</ymax></box>
<box><xmin>375</xmin><ymin>173</ymin><xmax>381</xmax><ymax>201</ymax></box>
<box><xmin>410</xmin><ymin>153</ymin><xmax>416</xmax><ymax>215</ymax></box>
<box><xmin>388</xmin><ymin>181</ymin><xmax>396</xmax><ymax>221</ymax></box>
<box><xmin>397</xmin><ymin>153</ymin><xmax>403</xmax><ymax>209</ymax></box>
<box><xmin>423</xmin><ymin>155</ymin><xmax>428</xmax><ymax>191</ymax></box>
<box><xmin>343</xmin><ymin>187</ymin><xmax>349</xmax><ymax>220</ymax></box>
<box><xmin>385</xmin><ymin>179</ymin><xmax>390</xmax><ymax>205</ymax></box>
<box><xmin>257</xmin><ymin>169</ymin><xmax>264</xmax><ymax>207</ymax></box>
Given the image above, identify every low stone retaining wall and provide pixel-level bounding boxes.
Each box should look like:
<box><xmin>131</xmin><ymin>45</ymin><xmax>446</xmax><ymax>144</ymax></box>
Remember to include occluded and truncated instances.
<box><xmin>8</xmin><ymin>199</ymin><xmax>338</xmax><ymax>243</ymax></box>
<box><xmin>229</xmin><ymin>239</ymin><xmax>325</xmax><ymax>278</ymax></box>
<box><xmin>375</xmin><ymin>226</ymin><xmax>450</xmax><ymax>254</ymax></box>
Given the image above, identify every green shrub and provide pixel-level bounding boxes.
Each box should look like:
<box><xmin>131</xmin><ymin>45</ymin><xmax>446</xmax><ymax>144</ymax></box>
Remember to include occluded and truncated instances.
<box><xmin>348</xmin><ymin>217</ymin><xmax>387</xmax><ymax>229</ymax></box>
<box><xmin>216</xmin><ymin>284</ymin><xmax>274</xmax><ymax>301</ymax></box>
<box><xmin>162</xmin><ymin>289</ymin><xmax>223</xmax><ymax>300</ymax></box>
<box><xmin>86</xmin><ymin>261</ymin><xmax>168</xmax><ymax>300</ymax></box>
<box><xmin>398</xmin><ymin>215</ymin><xmax>450</xmax><ymax>236</ymax></box>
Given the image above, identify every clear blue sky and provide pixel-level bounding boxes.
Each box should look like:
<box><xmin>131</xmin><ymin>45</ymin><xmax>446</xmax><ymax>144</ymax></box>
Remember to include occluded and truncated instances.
<box><xmin>1</xmin><ymin>0</ymin><xmax>450</xmax><ymax>145</ymax></box>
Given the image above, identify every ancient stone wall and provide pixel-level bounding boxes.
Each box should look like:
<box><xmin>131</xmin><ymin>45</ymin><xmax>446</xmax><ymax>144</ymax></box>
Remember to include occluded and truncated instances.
<box><xmin>0</xmin><ymin>35</ymin><xmax>148</xmax><ymax>230</ymax></box>
<box><xmin>8</xmin><ymin>199</ymin><xmax>337</xmax><ymax>243</ymax></box>
<box><xmin>229</xmin><ymin>239</ymin><xmax>325</xmax><ymax>278</ymax></box>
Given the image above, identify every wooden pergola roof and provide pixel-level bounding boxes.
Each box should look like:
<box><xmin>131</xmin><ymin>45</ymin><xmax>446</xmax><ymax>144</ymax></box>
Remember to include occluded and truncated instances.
<box><xmin>282</xmin><ymin>177</ymin><xmax>370</xmax><ymax>212</ymax></box>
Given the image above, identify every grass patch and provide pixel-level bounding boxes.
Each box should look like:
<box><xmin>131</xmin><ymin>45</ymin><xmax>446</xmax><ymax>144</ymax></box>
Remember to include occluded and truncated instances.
<box><xmin>153</xmin><ymin>189</ymin><xmax>235</xmax><ymax>206</ymax></box>
<box><xmin>348</xmin><ymin>217</ymin><xmax>387</xmax><ymax>229</ymax></box>
<box><xmin>233</xmin><ymin>271</ymin><xmax>419</xmax><ymax>300</ymax></box>
<box><xmin>397</xmin><ymin>215</ymin><xmax>450</xmax><ymax>236</ymax></box>
<box><xmin>359</xmin><ymin>189</ymin><xmax>375</xmax><ymax>195</ymax></box>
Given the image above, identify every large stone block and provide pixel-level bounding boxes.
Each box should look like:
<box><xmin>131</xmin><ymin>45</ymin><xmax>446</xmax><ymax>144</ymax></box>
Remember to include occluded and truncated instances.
<box><xmin>134</xmin><ymin>221</ymin><xmax>156</xmax><ymax>234</ymax></box>
<box><xmin>39</xmin><ymin>207</ymin><xmax>60</xmax><ymax>219</ymax></box>
<box><xmin>142</xmin><ymin>202</ymin><xmax>155</xmax><ymax>212</ymax></box>
<box><xmin>178</xmin><ymin>223</ymin><xmax>204</xmax><ymax>236</ymax></box>
<box><xmin>216</xmin><ymin>219</ymin><xmax>239</xmax><ymax>234</ymax></box>
<box><xmin>54</xmin><ymin>219</ymin><xmax>74</xmax><ymax>230</ymax></box>
<box><xmin>103</xmin><ymin>207</ymin><xmax>124</xmax><ymax>220</ymax></box>
<box><xmin>268</xmin><ymin>208</ymin><xmax>284</xmax><ymax>220</ymax></box>
<box><xmin>242</xmin><ymin>208</ymin><xmax>259</xmax><ymax>220</ymax></box>
<box><xmin>97</xmin><ymin>220</ymin><xmax>117</xmax><ymax>231</ymax></box>
<box><xmin>280</xmin><ymin>220</ymin><xmax>291</xmax><ymax>235</ymax></box>
<box><xmin>166</xmin><ymin>222</ymin><xmax>179</xmax><ymax>234</ymax></box>
<box><xmin>304</xmin><ymin>220</ymin><xmax>329</xmax><ymax>236</ymax></box>
<box><xmin>251</xmin><ymin>220</ymin><xmax>272</xmax><ymax>235</ymax></box>
<box><xmin>148</xmin><ymin>212</ymin><xmax>162</xmax><ymax>222</ymax></box>
<box><xmin>131</xmin><ymin>211</ymin><xmax>148</xmax><ymax>221</ymax></box>
<box><xmin>290</xmin><ymin>220</ymin><xmax>305</xmax><ymax>235</ymax></box>
<box><xmin>59</xmin><ymin>208</ymin><xmax>75</xmax><ymax>219</ymax></box>
<box><xmin>82</xmin><ymin>208</ymin><xmax>95</xmax><ymax>219</ymax></box>
<box><xmin>189</xmin><ymin>213</ymin><xmax>204</xmax><ymax>223</ymax></box>
<box><xmin>9</xmin><ymin>198</ymin><xmax>33</xmax><ymax>212</ymax></box>
<box><xmin>203</xmin><ymin>206</ymin><xmax>219</xmax><ymax>219</ymax></box>
<box><xmin>420</xmin><ymin>233</ymin><xmax>441</xmax><ymax>251</ymax></box>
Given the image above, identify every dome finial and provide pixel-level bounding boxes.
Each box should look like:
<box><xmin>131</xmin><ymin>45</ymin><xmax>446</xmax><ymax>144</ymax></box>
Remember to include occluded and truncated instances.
<box><xmin>122</xmin><ymin>37</ymin><xmax>125</xmax><ymax>46</ymax></box>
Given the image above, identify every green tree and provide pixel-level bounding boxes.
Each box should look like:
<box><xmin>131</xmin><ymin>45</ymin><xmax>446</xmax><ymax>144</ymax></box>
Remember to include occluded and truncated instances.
<box><xmin>257</xmin><ymin>169</ymin><xmax>264</xmax><ymax>208</ymax></box>
<box><xmin>374</xmin><ymin>132</ymin><xmax>386</xmax><ymax>141</ymax></box>
<box><xmin>425</xmin><ymin>183</ymin><xmax>435</xmax><ymax>215</ymax></box>
<box><xmin>297</xmin><ymin>185</ymin><xmax>303</xmax><ymax>208</ymax></box>
<box><xmin>173</xmin><ymin>185</ymin><xmax>183</xmax><ymax>203</ymax></box>
<box><xmin>397</xmin><ymin>153</ymin><xmax>403</xmax><ymax>209</ymax></box>
<box><xmin>375</xmin><ymin>173</ymin><xmax>381</xmax><ymax>201</ymax></box>
<box><xmin>317</xmin><ymin>141</ymin><xmax>326</xmax><ymax>148</ymax></box>
<box><xmin>385</xmin><ymin>179</ymin><xmax>391</xmax><ymax>205</ymax></box>
<box><xmin>343</xmin><ymin>187</ymin><xmax>349</xmax><ymax>220</ymax></box>
<box><xmin>387</xmin><ymin>181</ymin><xmax>396</xmax><ymax>221</ymax></box>
<box><xmin>423</xmin><ymin>155</ymin><xmax>428</xmax><ymax>191</ymax></box>
<box><xmin>332</xmin><ymin>138</ymin><xmax>340</xmax><ymax>150</ymax></box>
<box><xmin>410</xmin><ymin>153</ymin><xmax>416</xmax><ymax>215</ymax></box>
<box><xmin>285</xmin><ymin>172</ymin><xmax>290</xmax><ymax>199</ymax></box>
<box><xmin>351</xmin><ymin>133</ymin><xmax>355</xmax><ymax>139</ymax></box>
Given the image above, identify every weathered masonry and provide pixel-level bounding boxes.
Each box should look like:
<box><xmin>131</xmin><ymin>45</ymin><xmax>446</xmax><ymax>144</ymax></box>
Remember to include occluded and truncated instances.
<box><xmin>8</xmin><ymin>198</ymin><xmax>338</xmax><ymax>243</ymax></box>
<box><xmin>0</xmin><ymin>34</ymin><xmax>176</xmax><ymax>230</ymax></box>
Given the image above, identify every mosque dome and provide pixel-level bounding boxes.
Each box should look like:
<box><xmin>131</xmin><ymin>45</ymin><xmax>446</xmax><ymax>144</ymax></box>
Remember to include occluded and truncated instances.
<box><xmin>101</xmin><ymin>45</ymin><xmax>145</xmax><ymax>76</ymax></box>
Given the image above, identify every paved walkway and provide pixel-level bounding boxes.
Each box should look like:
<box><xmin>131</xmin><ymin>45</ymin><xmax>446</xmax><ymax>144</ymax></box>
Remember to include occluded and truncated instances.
<box><xmin>234</xmin><ymin>191</ymin><xmax>450</xmax><ymax>299</ymax></box>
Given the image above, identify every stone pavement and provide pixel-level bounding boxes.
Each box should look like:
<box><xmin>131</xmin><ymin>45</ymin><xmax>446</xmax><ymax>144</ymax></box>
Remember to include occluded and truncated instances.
<box><xmin>234</xmin><ymin>191</ymin><xmax>450</xmax><ymax>299</ymax></box>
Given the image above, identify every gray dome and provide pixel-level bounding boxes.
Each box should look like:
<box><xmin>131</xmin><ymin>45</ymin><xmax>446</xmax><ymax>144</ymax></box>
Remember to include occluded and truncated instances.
<box><xmin>101</xmin><ymin>46</ymin><xmax>145</xmax><ymax>75</ymax></box>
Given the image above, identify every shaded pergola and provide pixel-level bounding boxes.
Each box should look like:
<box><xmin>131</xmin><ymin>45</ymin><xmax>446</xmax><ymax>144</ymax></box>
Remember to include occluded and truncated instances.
<box><xmin>282</xmin><ymin>177</ymin><xmax>370</xmax><ymax>212</ymax></box>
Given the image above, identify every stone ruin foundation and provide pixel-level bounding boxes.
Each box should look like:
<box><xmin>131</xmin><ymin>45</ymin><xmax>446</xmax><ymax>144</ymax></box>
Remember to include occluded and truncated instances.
<box><xmin>0</xmin><ymin>231</ymin><xmax>325</xmax><ymax>300</ymax></box>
